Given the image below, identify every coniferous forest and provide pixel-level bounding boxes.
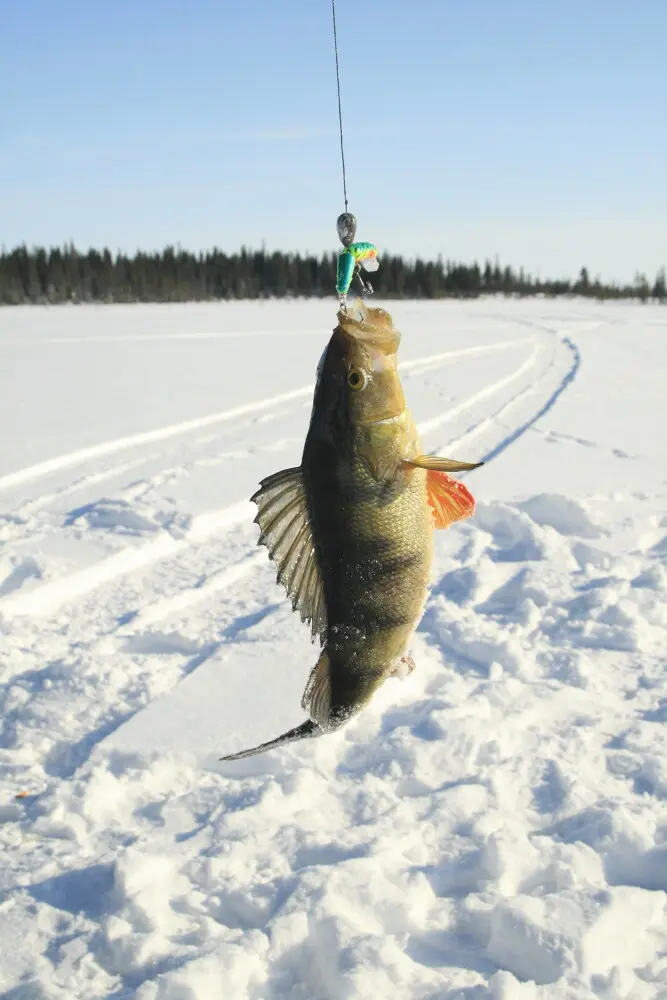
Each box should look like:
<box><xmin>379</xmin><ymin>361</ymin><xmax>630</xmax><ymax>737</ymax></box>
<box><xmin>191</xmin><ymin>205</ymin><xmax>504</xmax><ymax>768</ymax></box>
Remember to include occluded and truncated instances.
<box><xmin>0</xmin><ymin>244</ymin><xmax>664</xmax><ymax>305</ymax></box>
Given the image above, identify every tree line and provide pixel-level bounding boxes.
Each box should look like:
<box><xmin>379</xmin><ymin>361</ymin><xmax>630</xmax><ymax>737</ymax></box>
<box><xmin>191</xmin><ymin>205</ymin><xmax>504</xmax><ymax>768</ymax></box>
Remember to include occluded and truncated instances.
<box><xmin>0</xmin><ymin>244</ymin><xmax>664</xmax><ymax>304</ymax></box>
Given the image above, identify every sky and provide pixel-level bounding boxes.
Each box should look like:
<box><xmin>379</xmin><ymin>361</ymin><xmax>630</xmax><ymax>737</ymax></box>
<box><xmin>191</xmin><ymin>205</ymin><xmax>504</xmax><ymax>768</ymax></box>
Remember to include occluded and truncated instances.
<box><xmin>1</xmin><ymin>0</ymin><xmax>665</xmax><ymax>283</ymax></box>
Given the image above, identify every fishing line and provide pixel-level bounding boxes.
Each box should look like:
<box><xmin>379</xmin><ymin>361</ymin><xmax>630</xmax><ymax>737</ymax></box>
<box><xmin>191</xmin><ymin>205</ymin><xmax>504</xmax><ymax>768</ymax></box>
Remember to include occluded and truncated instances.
<box><xmin>331</xmin><ymin>0</ymin><xmax>349</xmax><ymax>213</ymax></box>
<box><xmin>330</xmin><ymin>0</ymin><xmax>378</xmax><ymax>304</ymax></box>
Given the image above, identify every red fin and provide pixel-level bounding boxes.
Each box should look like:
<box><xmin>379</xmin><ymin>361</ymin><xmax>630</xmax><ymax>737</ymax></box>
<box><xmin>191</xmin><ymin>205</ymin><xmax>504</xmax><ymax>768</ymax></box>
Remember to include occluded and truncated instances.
<box><xmin>426</xmin><ymin>470</ymin><xmax>476</xmax><ymax>529</ymax></box>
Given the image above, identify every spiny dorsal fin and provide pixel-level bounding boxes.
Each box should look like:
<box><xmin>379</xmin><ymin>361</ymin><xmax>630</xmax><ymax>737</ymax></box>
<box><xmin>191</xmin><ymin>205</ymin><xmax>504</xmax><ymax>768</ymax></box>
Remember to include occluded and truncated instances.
<box><xmin>251</xmin><ymin>468</ymin><xmax>327</xmax><ymax>641</ymax></box>
<box><xmin>301</xmin><ymin>650</ymin><xmax>331</xmax><ymax>726</ymax></box>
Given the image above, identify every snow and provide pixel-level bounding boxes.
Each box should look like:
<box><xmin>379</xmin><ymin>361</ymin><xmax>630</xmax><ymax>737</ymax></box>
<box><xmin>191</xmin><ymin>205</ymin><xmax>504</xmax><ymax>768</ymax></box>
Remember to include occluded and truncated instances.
<box><xmin>1</xmin><ymin>297</ymin><xmax>667</xmax><ymax>999</ymax></box>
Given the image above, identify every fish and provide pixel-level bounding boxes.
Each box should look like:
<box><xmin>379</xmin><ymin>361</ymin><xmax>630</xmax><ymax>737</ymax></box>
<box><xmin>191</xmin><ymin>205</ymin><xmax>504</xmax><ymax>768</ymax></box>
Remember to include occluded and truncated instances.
<box><xmin>220</xmin><ymin>301</ymin><xmax>482</xmax><ymax>761</ymax></box>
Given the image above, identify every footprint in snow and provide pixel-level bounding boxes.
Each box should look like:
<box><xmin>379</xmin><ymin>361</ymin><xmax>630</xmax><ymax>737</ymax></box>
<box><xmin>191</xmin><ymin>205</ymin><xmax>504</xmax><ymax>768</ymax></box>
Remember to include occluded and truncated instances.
<box><xmin>64</xmin><ymin>498</ymin><xmax>163</xmax><ymax>536</ymax></box>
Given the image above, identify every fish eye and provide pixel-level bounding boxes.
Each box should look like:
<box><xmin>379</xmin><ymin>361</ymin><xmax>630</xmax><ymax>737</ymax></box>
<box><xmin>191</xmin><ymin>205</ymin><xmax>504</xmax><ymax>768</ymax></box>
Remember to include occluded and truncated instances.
<box><xmin>347</xmin><ymin>366</ymin><xmax>368</xmax><ymax>391</ymax></box>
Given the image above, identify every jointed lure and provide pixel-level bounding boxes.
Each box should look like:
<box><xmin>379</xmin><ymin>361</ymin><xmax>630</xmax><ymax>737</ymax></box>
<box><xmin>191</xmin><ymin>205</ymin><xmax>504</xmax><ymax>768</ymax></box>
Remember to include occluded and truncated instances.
<box><xmin>335</xmin><ymin>212</ymin><xmax>379</xmax><ymax>304</ymax></box>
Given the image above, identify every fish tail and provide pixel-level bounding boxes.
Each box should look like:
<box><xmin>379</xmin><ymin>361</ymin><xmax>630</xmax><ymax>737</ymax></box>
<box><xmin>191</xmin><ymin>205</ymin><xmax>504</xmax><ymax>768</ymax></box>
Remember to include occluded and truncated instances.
<box><xmin>219</xmin><ymin>719</ymin><xmax>320</xmax><ymax>761</ymax></box>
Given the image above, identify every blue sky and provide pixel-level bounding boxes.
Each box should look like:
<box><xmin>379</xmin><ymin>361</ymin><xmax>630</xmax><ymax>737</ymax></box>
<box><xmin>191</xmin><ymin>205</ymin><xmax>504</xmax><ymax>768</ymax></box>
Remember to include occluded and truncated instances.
<box><xmin>1</xmin><ymin>0</ymin><xmax>665</xmax><ymax>281</ymax></box>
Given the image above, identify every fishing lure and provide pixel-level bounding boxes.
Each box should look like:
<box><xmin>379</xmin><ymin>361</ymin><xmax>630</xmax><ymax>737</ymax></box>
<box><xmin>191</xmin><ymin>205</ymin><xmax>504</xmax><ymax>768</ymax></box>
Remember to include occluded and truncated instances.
<box><xmin>335</xmin><ymin>212</ymin><xmax>379</xmax><ymax>304</ymax></box>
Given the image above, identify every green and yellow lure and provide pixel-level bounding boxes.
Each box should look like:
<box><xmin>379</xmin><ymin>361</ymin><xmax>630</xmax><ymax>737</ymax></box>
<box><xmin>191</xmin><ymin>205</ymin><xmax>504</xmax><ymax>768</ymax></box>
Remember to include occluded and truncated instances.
<box><xmin>336</xmin><ymin>241</ymin><xmax>379</xmax><ymax>298</ymax></box>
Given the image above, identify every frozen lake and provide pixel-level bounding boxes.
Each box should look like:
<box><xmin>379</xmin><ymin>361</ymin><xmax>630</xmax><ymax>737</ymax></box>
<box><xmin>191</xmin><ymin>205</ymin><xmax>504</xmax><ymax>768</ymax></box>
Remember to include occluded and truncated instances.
<box><xmin>2</xmin><ymin>298</ymin><xmax>667</xmax><ymax>999</ymax></box>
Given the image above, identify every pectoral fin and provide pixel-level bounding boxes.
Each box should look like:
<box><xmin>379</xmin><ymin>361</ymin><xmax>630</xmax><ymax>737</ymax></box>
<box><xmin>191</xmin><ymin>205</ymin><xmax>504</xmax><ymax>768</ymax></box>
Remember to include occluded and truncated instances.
<box><xmin>406</xmin><ymin>454</ymin><xmax>483</xmax><ymax>473</ymax></box>
<box><xmin>403</xmin><ymin>454</ymin><xmax>481</xmax><ymax>528</ymax></box>
<box><xmin>219</xmin><ymin>719</ymin><xmax>319</xmax><ymax>761</ymax></box>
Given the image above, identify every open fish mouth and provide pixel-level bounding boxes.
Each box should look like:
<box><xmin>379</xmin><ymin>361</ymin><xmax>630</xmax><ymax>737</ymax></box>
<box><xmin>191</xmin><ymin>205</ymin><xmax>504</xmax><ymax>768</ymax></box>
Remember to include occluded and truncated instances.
<box><xmin>338</xmin><ymin>299</ymin><xmax>401</xmax><ymax>356</ymax></box>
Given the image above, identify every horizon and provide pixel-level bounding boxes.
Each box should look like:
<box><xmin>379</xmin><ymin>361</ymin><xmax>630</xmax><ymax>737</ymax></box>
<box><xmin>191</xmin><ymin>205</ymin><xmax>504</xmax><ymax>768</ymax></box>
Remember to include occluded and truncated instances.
<box><xmin>2</xmin><ymin>0</ymin><xmax>665</xmax><ymax>284</ymax></box>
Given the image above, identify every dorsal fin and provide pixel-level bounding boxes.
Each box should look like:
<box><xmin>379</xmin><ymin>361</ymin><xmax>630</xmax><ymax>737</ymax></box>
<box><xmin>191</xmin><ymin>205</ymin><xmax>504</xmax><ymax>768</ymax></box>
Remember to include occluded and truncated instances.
<box><xmin>251</xmin><ymin>468</ymin><xmax>327</xmax><ymax>640</ymax></box>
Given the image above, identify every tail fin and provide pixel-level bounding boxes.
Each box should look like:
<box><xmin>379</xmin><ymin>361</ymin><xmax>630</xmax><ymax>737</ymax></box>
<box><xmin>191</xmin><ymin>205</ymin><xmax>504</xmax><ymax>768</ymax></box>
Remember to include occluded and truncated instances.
<box><xmin>219</xmin><ymin>719</ymin><xmax>320</xmax><ymax>762</ymax></box>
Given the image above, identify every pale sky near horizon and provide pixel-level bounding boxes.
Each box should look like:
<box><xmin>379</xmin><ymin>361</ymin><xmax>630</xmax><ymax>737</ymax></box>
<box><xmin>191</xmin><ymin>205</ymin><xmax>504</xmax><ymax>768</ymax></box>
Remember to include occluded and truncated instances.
<box><xmin>1</xmin><ymin>0</ymin><xmax>665</xmax><ymax>283</ymax></box>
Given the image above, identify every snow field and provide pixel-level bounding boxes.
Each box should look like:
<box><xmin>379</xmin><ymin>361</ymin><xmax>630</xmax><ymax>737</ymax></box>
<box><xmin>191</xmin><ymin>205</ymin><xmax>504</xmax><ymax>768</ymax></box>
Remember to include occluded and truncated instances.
<box><xmin>1</xmin><ymin>299</ymin><xmax>667</xmax><ymax>999</ymax></box>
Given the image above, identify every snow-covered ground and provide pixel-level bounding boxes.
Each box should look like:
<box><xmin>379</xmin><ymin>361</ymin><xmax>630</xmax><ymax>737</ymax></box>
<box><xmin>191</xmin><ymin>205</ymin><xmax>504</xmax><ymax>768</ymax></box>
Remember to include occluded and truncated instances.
<box><xmin>1</xmin><ymin>298</ymin><xmax>667</xmax><ymax>999</ymax></box>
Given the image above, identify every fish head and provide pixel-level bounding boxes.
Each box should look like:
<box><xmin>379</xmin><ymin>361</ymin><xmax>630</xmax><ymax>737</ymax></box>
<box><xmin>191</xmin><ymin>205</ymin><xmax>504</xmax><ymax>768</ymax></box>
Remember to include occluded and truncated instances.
<box><xmin>310</xmin><ymin>301</ymin><xmax>411</xmax><ymax>478</ymax></box>
<box><xmin>335</xmin><ymin>300</ymin><xmax>405</xmax><ymax>425</ymax></box>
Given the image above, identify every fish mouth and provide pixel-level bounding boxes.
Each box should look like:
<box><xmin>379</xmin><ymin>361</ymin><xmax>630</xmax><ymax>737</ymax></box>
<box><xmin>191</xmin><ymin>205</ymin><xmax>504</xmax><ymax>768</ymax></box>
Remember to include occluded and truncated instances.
<box><xmin>362</xmin><ymin>412</ymin><xmax>405</xmax><ymax>426</ymax></box>
<box><xmin>338</xmin><ymin>299</ymin><xmax>401</xmax><ymax>356</ymax></box>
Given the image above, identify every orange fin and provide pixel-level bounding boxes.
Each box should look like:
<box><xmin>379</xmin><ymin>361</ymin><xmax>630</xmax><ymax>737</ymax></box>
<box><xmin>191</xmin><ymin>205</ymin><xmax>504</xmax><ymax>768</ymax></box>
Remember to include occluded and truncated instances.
<box><xmin>426</xmin><ymin>470</ymin><xmax>476</xmax><ymax>529</ymax></box>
